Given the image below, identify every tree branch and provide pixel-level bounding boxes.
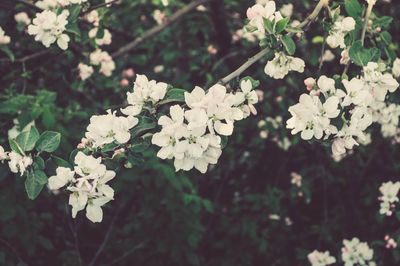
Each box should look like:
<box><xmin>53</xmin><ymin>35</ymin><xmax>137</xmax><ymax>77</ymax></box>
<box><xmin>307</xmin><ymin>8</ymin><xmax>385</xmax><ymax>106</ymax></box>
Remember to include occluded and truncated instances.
<box><xmin>218</xmin><ymin>0</ymin><xmax>329</xmax><ymax>85</ymax></box>
<box><xmin>111</xmin><ymin>0</ymin><xmax>210</xmax><ymax>58</ymax></box>
<box><xmin>82</xmin><ymin>0</ymin><xmax>119</xmax><ymax>15</ymax></box>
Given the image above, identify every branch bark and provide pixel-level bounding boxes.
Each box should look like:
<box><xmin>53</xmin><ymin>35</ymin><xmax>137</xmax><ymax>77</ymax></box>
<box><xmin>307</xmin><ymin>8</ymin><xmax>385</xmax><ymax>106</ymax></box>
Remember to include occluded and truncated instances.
<box><xmin>111</xmin><ymin>0</ymin><xmax>210</xmax><ymax>58</ymax></box>
<box><xmin>218</xmin><ymin>0</ymin><xmax>329</xmax><ymax>85</ymax></box>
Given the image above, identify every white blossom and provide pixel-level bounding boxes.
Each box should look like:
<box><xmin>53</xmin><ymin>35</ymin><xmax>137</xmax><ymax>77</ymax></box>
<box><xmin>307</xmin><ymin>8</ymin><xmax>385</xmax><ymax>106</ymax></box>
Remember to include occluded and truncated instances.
<box><xmin>27</xmin><ymin>10</ymin><xmax>70</xmax><ymax>50</ymax></box>
<box><xmin>89</xmin><ymin>49</ymin><xmax>115</xmax><ymax>76</ymax></box>
<box><xmin>85</xmin><ymin>10</ymin><xmax>100</xmax><ymax>27</ymax></box>
<box><xmin>378</xmin><ymin>181</ymin><xmax>400</xmax><ymax>215</ymax></box>
<box><xmin>85</xmin><ymin>110</ymin><xmax>138</xmax><ymax>148</ymax></box>
<box><xmin>280</xmin><ymin>4</ymin><xmax>293</xmax><ymax>18</ymax></box>
<box><xmin>393</xmin><ymin>58</ymin><xmax>400</xmax><ymax>78</ymax></box>
<box><xmin>153</xmin><ymin>10</ymin><xmax>166</xmax><ymax>25</ymax></box>
<box><xmin>0</xmin><ymin>27</ymin><xmax>11</xmax><ymax>45</ymax></box>
<box><xmin>48</xmin><ymin>167</ymin><xmax>75</xmax><ymax>190</ymax></box>
<box><xmin>0</xmin><ymin>145</ymin><xmax>8</xmax><ymax>161</ymax></box>
<box><xmin>246</xmin><ymin>1</ymin><xmax>281</xmax><ymax>34</ymax></box>
<box><xmin>78</xmin><ymin>63</ymin><xmax>94</xmax><ymax>80</ymax></box>
<box><xmin>362</xmin><ymin>62</ymin><xmax>399</xmax><ymax>101</ymax></box>
<box><xmin>121</xmin><ymin>74</ymin><xmax>168</xmax><ymax>116</ymax></box>
<box><xmin>286</xmin><ymin>94</ymin><xmax>340</xmax><ymax>140</ymax></box>
<box><xmin>14</xmin><ymin>12</ymin><xmax>31</xmax><ymax>26</ymax></box>
<box><xmin>342</xmin><ymin>78</ymin><xmax>373</xmax><ymax>107</ymax></box>
<box><xmin>152</xmin><ymin>105</ymin><xmax>223</xmax><ymax>173</ymax></box>
<box><xmin>8</xmin><ymin>152</ymin><xmax>33</xmax><ymax>176</ymax></box>
<box><xmin>327</xmin><ymin>17</ymin><xmax>356</xmax><ymax>49</ymax></box>
<box><xmin>50</xmin><ymin>152</ymin><xmax>115</xmax><ymax>223</ymax></box>
<box><xmin>88</xmin><ymin>28</ymin><xmax>112</xmax><ymax>46</ymax></box>
<box><xmin>265</xmin><ymin>52</ymin><xmax>305</xmax><ymax>79</ymax></box>
<box><xmin>341</xmin><ymin>238</ymin><xmax>374</xmax><ymax>266</ymax></box>
<box><xmin>308</xmin><ymin>250</ymin><xmax>336</xmax><ymax>266</ymax></box>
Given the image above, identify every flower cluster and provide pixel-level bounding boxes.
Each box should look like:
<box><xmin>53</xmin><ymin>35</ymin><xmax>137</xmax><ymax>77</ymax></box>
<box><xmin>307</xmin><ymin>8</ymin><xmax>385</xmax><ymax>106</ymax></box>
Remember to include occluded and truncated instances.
<box><xmin>287</xmin><ymin>62</ymin><xmax>399</xmax><ymax>157</ymax></box>
<box><xmin>88</xmin><ymin>28</ymin><xmax>112</xmax><ymax>46</ymax></box>
<box><xmin>341</xmin><ymin>238</ymin><xmax>375</xmax><ymax>266</ymax></box>
<box><xmin>0</xmin><ymin>26</ymin><xmax>11</xmax><ymax>45</ymax></box>
<box><xmin>14</xmin><ymin>12</ymin><xmax>31</xmax><ymax>26</ymax></box>
<box><xmin>35</xmin><ymin>0</ymin><xmax>88</xmax><ymax>9</ymax></box>
<box><xmin>121</xmin><ymin>74</ymin><xmax>168</xmax><ymax>116</ymax></box>
<box><xmin>378</xmin><ymin>181</ymin><xmax>400</xmax><ymax>216</ymax></box>
<box><xmin>48</xmin><ymin>152</ymin><xmax>115</xmax><ymax>223</ymax></box>
<box><xmin>27</xmin><ymin>10</ymin><xmax>70</xmax><ymax>50</ymax></box>
<box><xmin>246</xmin><ymin>1</ymin><xmax>282</xmax><ymax>34</ymax></box>
<box><xmin>84</xmin><ymin>110</ymin><xmax>139</xmax><ymax>149</ymax></box>
<box><xmin>265</xmin><ymin>52</ymin><xmax>305</xmax><ymax>79</ymax></box>
<box><xmin>307</xmin><ymin>250</ymin><xmax>336</xmax><ymax>266</ymax></box>
<box><xmin>152</xmin><ymin>80</ymin><xmax>258</xmax><ymax>173</ymax></box>
<box><xmin>257</xmin><ymin>116</ymin><xmax>292</xmax><ymax>150</ymax></box>
<box><xmin>327</xmin><ymin>16</ymin><xmax>356</xmax><ymax>49</ymax></box>
<box><xmin>0</xmin><ymin>144</ymin><xmax>34</xmax><ymax>176</ymax></box>
<box><xmin>89</xmin><ymin>49</ymin><xmax>116</xmax><ymax>77</ymax></box>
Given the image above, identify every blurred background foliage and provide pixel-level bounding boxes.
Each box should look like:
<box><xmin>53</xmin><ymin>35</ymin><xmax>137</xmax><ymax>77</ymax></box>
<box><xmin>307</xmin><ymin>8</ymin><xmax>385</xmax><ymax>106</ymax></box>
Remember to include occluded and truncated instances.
<box><xmin>1</xmin><ymin>0</ymin><xmax>400</xmax><ymax>265</ymax></box>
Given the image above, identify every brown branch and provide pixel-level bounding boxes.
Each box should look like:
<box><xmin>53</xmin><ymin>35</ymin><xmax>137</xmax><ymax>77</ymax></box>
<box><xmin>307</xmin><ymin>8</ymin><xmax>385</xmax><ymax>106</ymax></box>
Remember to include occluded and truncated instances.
<box><xmin>81</xmin><ymin>0</ymin><xmax>119</xmax><ymax>15</ymax></box>
<box><xmin>16</xmin><ymin>0</ymin><xmax>42</xmax><ymax>11</ymax></box>
<box><xmin>218</xmin><ymin>0</ymin><xmax>329</xmax><ymax>85</ymax></box>
<box><xmin>111</xmin><ymin>0</ymin><xmax>210</xmax><ymax>58</ymax></box>
<box><xmin>0</xmin><ymin>50</ymin><xmax>51</xmax><ymax>64</ymax></box>
<box><xmin>88</xmin><ymin>207</ymin><xmax>120</xmax><ymax>266</ymax></box>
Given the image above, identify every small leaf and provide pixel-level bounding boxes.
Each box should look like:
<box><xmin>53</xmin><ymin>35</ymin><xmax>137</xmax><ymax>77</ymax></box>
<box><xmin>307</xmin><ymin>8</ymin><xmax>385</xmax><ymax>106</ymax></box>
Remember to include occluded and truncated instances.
<box><xmin>130</xmin><ymin>116</ymin><xmax>157</xmax><ymax>138</ymax></box>
<box><xmin>36</xmin><ymin>131</ymin><xmax>61</xmax><ymax>153</ymax></box>
<box><xmin>281</xmin><ymin>35</ymin><xmax>296</xmax><ymax>55</ymax></box>
<box><xmin>67</xmin><ymin>4</ymin><xmax>82</xmax><ymax>22</ymax></box>
<box><xmin>275</xmin><ymin>17</ymin><xmax>289</xmax><ymax>34</ymax></box>
<box><xmin>345</xmin><ymin>0</ymin><xmax>362</xmax><ymax>18</ymax></box>
<box><xmin>9</xmin><ymin>139</ymin><xmax>24</xmax><ymax>155</ymax></box>
<box><xmin>33</xmin><ymin>156</ymin><xmax>45</xmax><ymax>170</ymax></box>
<box><xmin>157</xmin><ymin>88</ymin><xmax>186</xmax><ymax>105</ymax></box>
<box><xmin>16</xmin><ymin>126</ymin><xmax>40</xmax><ymax>152</ymax></box>
<box><xmin>25</xmin><ymin>170</ymin><xmax>48</xmax><ymax>200</ymax></box>
<box><xmin>0</xmin><ymin>46</ymin><xmax>15</xmax><ymax>62</ymax></box>
<box><xmin>51</xmin><ymin>155</ymin><xmax>71</xmax><ymax>168</ymax></box>
<box><xmin>263</xmin><ymin>18</ymin><xmax>275</xmax><ymax>35</ymax></box>
<box><xmin>66</xmin><ymin>22</ymin><xmax>81</xmax><ymax>38</ymax></box>
<box><xmin>380</xmin><ymin>31</ymin><xmax>392</xmax><ymax>45</ymax></box>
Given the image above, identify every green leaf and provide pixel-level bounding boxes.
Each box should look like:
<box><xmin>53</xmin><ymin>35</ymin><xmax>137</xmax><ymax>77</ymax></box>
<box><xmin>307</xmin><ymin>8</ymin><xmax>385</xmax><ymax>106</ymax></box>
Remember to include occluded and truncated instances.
<box><xmin>281</xmin><ymin>35</ymin><xmax>296</xmax><ymax>55</ymax></box>
<box><xmin>101</xmin><ymin>142</ymin><xmax>120</xmax><ymax>153</ymax></box>
<box><xmin>67</xmin><ymin>4</ymin><xmax>82</xmax><ymax>22</ymax></box>
<box><xmin>380</xmin><ymin>31</ymin><xmax>392</xmax><ymax>45</ymax></box>
<box><xmin>373</xmin><ymin>16</ymin><xmax>393</xmax><ymax>29</ymax></box>
<box><xmin>130</xmin><ymin>116</ymin><xmax>157</xmax><ymax>138</ymax></box>
<box><xmin>66</xmin><ymin>22</ymin><xmax>81</xmax><ymax>38</ymax></box>
<box><xmin>25</xmin><ymin>170</ymin><xmax>48</xmax><ymax>200</ymax></box>
<box><xmin>9</xmin><ymin>139</ymin><xmax>24</xmax><ymax>155</ymax></box>
<box><xmin>51</xmin><ymin>155</ymin><xmax>71</xmax><ymax>168</ymax></box>
<box><xmin>33</xmin><ymin>156</ymin><xmax>45</xmax><ymax>170</ymax></box>
<box><xmin>157</xmin><ymin>88</ymin><xmax>186</xmax><ymax>105</ymax></box>
<box><xmin>263</xmin><ymin>18</ymin><xmax>275</xmax><ymax>35</ymax></box>
<box><xmin>0</xmin><ymin>46</ymin><xmax>15</xmax><ymax>62</ymax></box>
<box><xmin>349</xmin><ymin>40</ymin><xmax>381</xmax><ymax>66</ymax></box>
<box><xmin>36</xmin><ymin>131</ymin><xmax>61</xmax><ymax>153</ymax></box>
<box><xmin>345</xmin><ymin>0</ymin><xmax>362</xmax><ymax>18</ymax></box>
<box><xmin>275</xmin><ymin>17</ymin><xmax>289</xmax><ymax>34</ymax></box>
<box><xmin>312</xmin><ymin>36</ymin><xmax>324</xmax><ymax>44</ymax></box>
<box><xmin>15</xmin><ymin>126</ymin><xmax>40</xmax><ymax>152</ymax></box>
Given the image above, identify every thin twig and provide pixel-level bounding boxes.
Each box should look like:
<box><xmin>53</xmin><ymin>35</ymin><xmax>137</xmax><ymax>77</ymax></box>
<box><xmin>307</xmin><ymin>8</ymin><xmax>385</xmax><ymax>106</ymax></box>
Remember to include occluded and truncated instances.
<box><xmin>218</xmin><ymin>0</ymin><xmax>329</xmax><ymax>85</ymax></box>
<box><xmin>102</xmin><ymin>242</ymin><xmax>146</xmax><ymax>266</ymax></box>
<box><xmin>0</xmin><ymin>50</ymin><xmax>51</xmax><ymax>64</ymax></box>
<box><xmin>0</xmin><ymin>237</ymin><xmax>26</xmax><ymax>264</ymax></box>
<box><xmin>82</xmin><ymin>0</ymin><xmax>119</xmax><ymax>15</ymax></box>
<box><xmin>66</xmin><ymin>204</ymin><xmax>83</xmax><ymax>266</ymax></box>
<box><xmin>88</xmin><ymin>207</ymin><xmax>120</xmax><ymax>266</ymax></box>
<box><xmin>111</xmin><ymin>0</ymin><xmax>210</xmax><ymax>58</ymax></box>
<box><xmin>342</xmin><ymin>0</ymin><xmax>376</xmax><ymax>76</ymax></box>
<box><xmin>16</xmin><ymin>0</ymin><xmax>42</xmax><ymax>11</ymax></box>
